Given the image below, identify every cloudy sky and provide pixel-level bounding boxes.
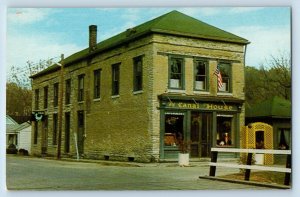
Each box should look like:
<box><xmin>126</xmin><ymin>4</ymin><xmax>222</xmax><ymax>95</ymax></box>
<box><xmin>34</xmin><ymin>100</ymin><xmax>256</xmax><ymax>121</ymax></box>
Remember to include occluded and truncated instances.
<box><xmin>7</xmin><ymin>7</ymin><xmax>290</xmax><ymax>74</ymax></box>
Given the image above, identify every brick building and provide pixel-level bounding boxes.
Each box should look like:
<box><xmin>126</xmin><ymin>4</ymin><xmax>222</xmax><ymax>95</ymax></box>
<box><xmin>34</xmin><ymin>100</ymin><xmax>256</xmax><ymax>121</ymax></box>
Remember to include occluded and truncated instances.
<box><xmin>30</xmin><ymin>11</ymin><xmax>249</xmax><ymax>162</ymax></box>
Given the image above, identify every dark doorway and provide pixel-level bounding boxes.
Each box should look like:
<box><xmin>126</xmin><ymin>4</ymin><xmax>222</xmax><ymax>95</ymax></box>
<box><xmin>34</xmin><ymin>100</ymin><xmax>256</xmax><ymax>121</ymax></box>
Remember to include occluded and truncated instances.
<box><xmin>190</xmin><ymin>112</ymin><xmax>212</xmax><ymax>157</ymax></box>
<box><xmin>256</xmin><ymin>131</ymin><xmax>265</xmax><ymax>149</ymax></box>
<box><xmin>41</xmin><ymin>116</ymin><xmax>48</xmax><ymax>154</ymax></box>
<box><xmin>65</xmin><ymin>112</ymin><xmax>70</xmax><ymax>153</ymax></box>
<box><xmin>77</xmin><ymin>111</ymin><xmax>85</xmax><ymax>155</ymax></box>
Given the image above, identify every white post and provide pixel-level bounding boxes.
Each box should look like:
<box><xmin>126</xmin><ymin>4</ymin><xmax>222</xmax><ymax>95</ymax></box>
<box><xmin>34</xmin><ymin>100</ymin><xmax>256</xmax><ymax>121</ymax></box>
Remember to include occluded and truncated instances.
<box><xmin>74</xmin><ymin>133</ymin><xmax>79</xmax><ymax>161</ymax></box>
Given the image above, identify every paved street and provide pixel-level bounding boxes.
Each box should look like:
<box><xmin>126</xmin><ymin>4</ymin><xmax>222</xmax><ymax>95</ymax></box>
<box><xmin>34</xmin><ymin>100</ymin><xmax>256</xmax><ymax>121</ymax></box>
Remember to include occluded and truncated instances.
<box><xmin>6</xmin><ymin>155</ymin><xmax>270</xmax><ymax>190</ymax></box>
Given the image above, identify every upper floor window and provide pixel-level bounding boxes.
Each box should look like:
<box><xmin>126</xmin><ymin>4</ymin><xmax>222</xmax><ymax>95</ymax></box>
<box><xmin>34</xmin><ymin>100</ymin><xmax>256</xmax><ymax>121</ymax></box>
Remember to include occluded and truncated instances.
<box><xmin>65</xmin><ymin>79</ymin><xmax>71</xmax><ymax>104</ymax></box>
<box><xmin>218</xmin><ymin>63</ymin><xmax>232</xmax><ymax>93</ymax></box>
<box><xmin>169</xmin><ymin>57</ymin><xmax>184</xmax><ymax>89</ymax></box>
<box><xmin>112</xmin><ymin>63</ymin><xmax>120</xmax><ymax>96</ymax></box>
<box><xmin>133</xmin><ymin>56</ymin><xmax>143</xmax><ymax>92</ymax></box>
<box><xmin>94</xmin><ymin>69</ymin><xmax>101</xmax><ymax>99</ymax></box>
<box><xmin>34</xmin><ymin>89</ymin><xmax>39</xmax><ymax>110</ymax></box>
<box><xmin>53</xmin><ymin>83</ymin><xmax>59</xmax><ymax>107</ymax></box>
<box><xmin>78</xmin><ymin>75</ymin><xmax>85</xmax><ymax>102</ymax></box>
<box><xmin>44</xmin><ymin>86</ymin><xmax>48</xmax><ymax>109</ymax></box>
<box><xmin>194</xmin><ymin>60</ymin><xmax>208</xmax><ymax>91</ymax></box>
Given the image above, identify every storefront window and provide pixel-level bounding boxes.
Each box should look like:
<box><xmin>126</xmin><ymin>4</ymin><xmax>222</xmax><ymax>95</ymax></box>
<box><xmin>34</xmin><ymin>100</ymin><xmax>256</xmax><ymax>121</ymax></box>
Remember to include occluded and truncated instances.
<box><xmin>216</xmin><ymin>116</ymin><xmax>233</xmax><ymax>146</ymax></box>
<box><xmin>164</xmin><ymin>114</ymin><xmax>184</xmax><ymax>146</ymax></box>
<box><xmin>278</xmin><ymin>128</ymin><xmax>290</xmax><ymax>150</ymax></box>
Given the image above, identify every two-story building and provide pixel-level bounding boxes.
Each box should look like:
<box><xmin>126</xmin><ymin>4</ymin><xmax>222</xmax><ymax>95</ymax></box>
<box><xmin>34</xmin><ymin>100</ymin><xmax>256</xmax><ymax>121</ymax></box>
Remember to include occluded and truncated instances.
<box><xmin>30</xmin><ymin>10</ymin><xmax>249</xmax><ymax>162</ymax></box>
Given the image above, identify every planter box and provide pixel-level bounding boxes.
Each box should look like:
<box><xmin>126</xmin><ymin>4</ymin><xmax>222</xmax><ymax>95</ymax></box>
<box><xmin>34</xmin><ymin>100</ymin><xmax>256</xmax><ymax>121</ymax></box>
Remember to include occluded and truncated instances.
<box><xmin>178</xmin><ymin>153</ymin><xmax>189</xmax><ymax>166</ymax></box>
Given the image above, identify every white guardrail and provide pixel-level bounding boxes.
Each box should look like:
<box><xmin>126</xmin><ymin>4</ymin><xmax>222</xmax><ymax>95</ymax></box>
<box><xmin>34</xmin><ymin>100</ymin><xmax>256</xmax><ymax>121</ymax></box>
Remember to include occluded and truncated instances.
<box><xmin>208</xmin><ymin>148</ymin><xmax>291</xmax><ymax>186</ymax></box>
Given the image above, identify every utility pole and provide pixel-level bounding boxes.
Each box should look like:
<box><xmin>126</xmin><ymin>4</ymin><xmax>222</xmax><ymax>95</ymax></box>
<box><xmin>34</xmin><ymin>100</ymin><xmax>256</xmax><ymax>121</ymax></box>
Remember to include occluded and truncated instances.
<box><xmin>57</xmin><ymin>54</ymin><xmax>64</xmax><ymax>159</ymax></box>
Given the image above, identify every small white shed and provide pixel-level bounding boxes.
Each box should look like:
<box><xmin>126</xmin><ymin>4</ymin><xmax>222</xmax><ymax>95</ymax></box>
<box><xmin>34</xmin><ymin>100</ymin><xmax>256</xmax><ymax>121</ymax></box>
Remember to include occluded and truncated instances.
<box><xmin>16</xmin><ymin>122</ymin><xmax>32</xmax><ymax>154</ymax></box>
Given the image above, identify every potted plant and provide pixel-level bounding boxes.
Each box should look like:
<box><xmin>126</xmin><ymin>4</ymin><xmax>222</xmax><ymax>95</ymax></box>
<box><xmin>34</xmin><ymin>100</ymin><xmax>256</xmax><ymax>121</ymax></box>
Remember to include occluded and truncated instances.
<box><xmin>177</xmin><ymin>137</ymin><xmax>191</xmax><ymax>167</ymax></box>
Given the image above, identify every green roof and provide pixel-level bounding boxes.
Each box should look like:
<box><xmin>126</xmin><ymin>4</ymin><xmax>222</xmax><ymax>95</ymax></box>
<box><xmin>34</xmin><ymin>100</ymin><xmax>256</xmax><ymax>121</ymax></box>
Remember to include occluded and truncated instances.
<box><xmin>31</xmin><ymin>10</ymin><xmax>249</xmax><ymax>78</ymax></box>
<box><xmin>246</xmin><ymin>97</ymin><xmax>291</xmax><ymax>118</ymax></box>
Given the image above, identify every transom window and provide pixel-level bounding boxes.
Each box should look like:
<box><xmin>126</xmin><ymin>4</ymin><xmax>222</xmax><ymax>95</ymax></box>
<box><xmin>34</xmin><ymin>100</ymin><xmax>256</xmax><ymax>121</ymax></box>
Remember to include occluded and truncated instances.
<box><xmin>169</xmin><ymin>57</ymin><xmax>184</xmax><ymax>89</ymax></box>
<box><xmin>194</xmin><ymin>60</ymin><xmax>208</xmax><ymax>91</ymax></box>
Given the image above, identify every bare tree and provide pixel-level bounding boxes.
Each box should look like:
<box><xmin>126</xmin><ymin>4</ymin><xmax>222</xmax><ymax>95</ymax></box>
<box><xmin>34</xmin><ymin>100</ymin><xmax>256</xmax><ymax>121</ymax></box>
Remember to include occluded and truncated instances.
<box><xmin>7</xmin><ymin>58</ymin><xmax>55</xmax><ymax>88</ymax></box>
<box><xmin>6</xmin><ymin>58</ymin><xmax>55</xmax><ymax>118</ymax></box>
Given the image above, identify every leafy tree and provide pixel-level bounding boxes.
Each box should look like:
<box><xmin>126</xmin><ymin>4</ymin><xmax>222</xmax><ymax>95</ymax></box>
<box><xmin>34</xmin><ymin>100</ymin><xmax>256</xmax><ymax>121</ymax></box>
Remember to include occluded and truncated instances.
<box><xmin>6</xmin><ymin>82</ymin><xmax>32</xmax><ymax>117</ymax></box>
<box><xmin>245</xmin><ymin>53</ymin><xmax>291</xmax><ymax>106</ymax></box>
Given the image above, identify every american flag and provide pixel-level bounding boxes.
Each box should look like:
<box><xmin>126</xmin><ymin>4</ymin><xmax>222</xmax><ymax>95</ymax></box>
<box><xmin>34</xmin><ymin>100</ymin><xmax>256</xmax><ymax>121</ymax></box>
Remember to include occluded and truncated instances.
<box><xmin>214</xmin><ymin>64</ymin><xmax>223</xmax><ymax>91</ymax></box>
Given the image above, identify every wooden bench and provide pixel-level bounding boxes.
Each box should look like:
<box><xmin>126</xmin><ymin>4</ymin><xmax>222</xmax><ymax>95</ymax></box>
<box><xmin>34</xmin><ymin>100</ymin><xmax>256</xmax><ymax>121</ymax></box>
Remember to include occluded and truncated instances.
<box><xmin>208</xmin><ymin>148</ymin><xmax>291</xmax><ymax>186</ymax></box>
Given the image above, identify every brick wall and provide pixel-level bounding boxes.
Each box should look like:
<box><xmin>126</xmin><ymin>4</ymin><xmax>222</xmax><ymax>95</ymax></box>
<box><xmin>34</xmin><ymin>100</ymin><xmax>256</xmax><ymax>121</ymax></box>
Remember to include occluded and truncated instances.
<box><xmin>31</xmin><ymin>33</ymin><xmax>246</xmax><ymax>162</ymax></box>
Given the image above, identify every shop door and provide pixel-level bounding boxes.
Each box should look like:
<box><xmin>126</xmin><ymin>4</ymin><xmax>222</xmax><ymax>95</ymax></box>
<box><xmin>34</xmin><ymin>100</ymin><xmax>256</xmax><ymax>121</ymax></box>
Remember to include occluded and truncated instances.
<box><xmin>77</xmin><ymin>111</ymin><xmax>85</xmax><ymax>155</ymax></box>
<box><xmin>41</xmin><ymin>116</ymin><xmax>48</xmax><ymax>154</ymax></box>
<box><xmin>190</xmin><ymin>112</ymin><xmax>212</xmax><ymax>157</ymax></box>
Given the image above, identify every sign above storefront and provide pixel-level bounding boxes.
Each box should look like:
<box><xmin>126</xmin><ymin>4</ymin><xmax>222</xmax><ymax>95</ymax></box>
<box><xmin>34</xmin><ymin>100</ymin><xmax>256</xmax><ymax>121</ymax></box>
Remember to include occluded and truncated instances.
<box><xmin>164</xmin><ymin>101</ymin><xmax>238</xmax><ymax>111</ymax></box>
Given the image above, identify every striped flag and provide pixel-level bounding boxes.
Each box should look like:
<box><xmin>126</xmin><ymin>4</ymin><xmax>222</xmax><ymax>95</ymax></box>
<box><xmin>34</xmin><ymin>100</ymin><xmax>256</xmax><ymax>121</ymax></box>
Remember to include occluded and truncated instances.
<box><xmin>214</xmin><ymin>64</ymin><xmax>223</xmax><ymax>91</ymax></box>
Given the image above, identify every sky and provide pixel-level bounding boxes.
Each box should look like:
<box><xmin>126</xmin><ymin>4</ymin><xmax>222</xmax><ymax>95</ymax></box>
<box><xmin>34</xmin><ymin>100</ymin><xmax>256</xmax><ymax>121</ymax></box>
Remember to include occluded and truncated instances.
<box><xmin>6</xmin><ymin>7</ymin><xmax>291</xmax><ymax>75</ymax></box>
<box><xmin>1</xmin><ymin>2</ymin><xmax>300</xmax><ymax>197</ymax></box>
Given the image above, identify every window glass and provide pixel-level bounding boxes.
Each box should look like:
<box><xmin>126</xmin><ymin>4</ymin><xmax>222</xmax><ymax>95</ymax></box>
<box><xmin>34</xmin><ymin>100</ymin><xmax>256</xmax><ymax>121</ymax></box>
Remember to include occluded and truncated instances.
<box><xmin>133</xmin><ymin>56</ymin><xmax>143</xmax><ymax>91</ymax></box>
<box><xmin>112</xmin><ymin>63</ymin><xmax>120</xmax><ymax>95</ymax></box>
<box><xmin>169</xmin><ymin>57</ymin><xmax>184</xmax><ymax>89</ymax></box>
<box><xmin>53</xmin><ymin>83</ymin><xmax>59</xmax><ymax>107</ymax></box>
<box><xmin>78</xmin><ymin>75</ymin><xmax>84</xmax><ymax>101</ymax></box>
<box><xmin>278</xmin><ymin>128</ymin><xmax>290</xmax><ymax>150</ymax></box>
<box><xmin>94</xmin><ymin>70</ymin><xmax>101</xmax><ymax>99</ymax></box>
<box><xmin>218</xmin><ymin>63</ymin><xmax>231</xmax><ymax>92</ymax></box>
<box><xmin>65</xmin><ymin>79</ymin><xmax>71</xmax><ymax>104</ymax></box>
<box><xmin>164</xmin><ymin>114</ymin><xmax>184</xmax><ymax>147</ymax></box>
<box><xmin>44</xmin><ymin>86</ymin><xmax>48</xmax><ymax>109</ymax></box>
<box><xmin>195</xmin><ymin>60</ymin><xmax>207</xmax><ymax>90</ymax></box>
<box><xmin>216</xmin><ymin>116</ymin><xmax>233</xmax><ymax>146</ymax></box>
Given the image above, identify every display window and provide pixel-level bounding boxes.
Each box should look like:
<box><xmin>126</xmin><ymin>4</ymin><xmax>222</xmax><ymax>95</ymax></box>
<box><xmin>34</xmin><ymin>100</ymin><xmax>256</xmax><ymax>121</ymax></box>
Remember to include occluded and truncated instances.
<box><xmin>164</xmin><ymin>113</ymin><xmax>184</xmax><ymax>147</ymax></box>
<box><xmin>216</xmin><ymin>115</ymin><xmax>233</xmax><ymax>146</ymax></box>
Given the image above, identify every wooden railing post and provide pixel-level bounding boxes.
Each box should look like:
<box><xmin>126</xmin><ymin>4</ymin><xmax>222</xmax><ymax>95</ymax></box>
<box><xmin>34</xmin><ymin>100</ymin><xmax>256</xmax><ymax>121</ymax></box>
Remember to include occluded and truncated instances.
<box><xmin>284</xmin><ymin>154</ymin><xmax>291</xmax><ymax>185</ymax></box>
<box><xmin>244</xmin><ymin>153</ymin><xmax>253</xmax><ymax>181</ymax></box>
<box><xmin>209</xmin><ymin>151</ymin><xmax>218</xmax><ymax>177</ymax></box>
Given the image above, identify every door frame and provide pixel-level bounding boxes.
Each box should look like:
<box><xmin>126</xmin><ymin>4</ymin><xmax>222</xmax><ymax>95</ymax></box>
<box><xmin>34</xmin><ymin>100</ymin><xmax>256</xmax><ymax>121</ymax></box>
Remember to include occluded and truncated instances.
<box><xmin>190</xmin><ymin>111</ymin><xmax>213</xmax><ymax>158</ymax></box>
<box><xmin>77</xmin><ymin>110</ymin><xmax>85</xmax><ymax>155</ymax></box>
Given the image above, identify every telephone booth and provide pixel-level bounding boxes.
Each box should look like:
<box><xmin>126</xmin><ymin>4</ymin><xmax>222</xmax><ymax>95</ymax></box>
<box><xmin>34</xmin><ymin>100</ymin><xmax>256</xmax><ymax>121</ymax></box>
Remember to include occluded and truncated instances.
<box><xmin>241</xmin><ymin>122</ymin><xmax>274</xmax><ymax>165</ymax></box>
